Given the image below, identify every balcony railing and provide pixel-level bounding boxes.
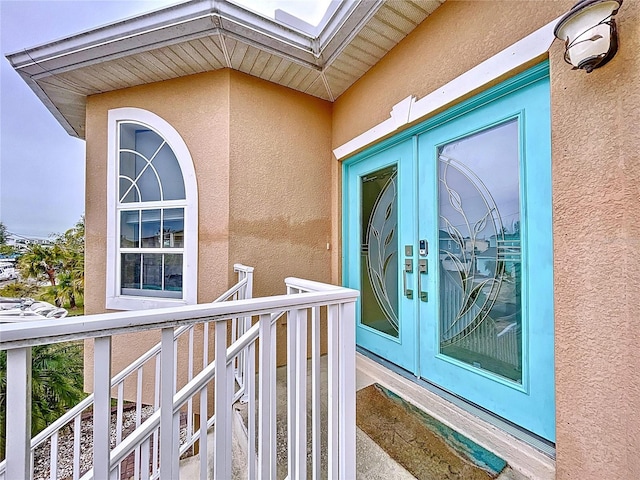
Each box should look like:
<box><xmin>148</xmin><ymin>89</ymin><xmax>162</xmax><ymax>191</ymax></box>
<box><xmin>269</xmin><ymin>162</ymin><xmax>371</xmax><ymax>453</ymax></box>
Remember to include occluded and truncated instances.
<box><xmin>0</xmin><ymin>269</ymin><xmax>358</xmax><ymax>480</ymax></box>
<box><xmin>0</xmin><ymin>264</ymin><xmax>254</xmax><ymax>480</ymax></box>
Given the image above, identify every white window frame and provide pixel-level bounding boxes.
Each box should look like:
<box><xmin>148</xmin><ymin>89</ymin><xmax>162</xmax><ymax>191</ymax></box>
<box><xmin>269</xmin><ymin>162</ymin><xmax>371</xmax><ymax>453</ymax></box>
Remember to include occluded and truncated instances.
<box><xmin>106</xmin><ymin>107</ymin><xmax>198</xmax><ymax>310</ymax></box>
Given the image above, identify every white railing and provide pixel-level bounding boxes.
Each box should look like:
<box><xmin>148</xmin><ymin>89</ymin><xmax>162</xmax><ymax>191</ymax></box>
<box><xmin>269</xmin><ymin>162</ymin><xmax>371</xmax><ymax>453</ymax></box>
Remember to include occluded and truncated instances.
<box><xmin>0</xmin><ymin>264</ymin><xmax>254</xmax><ymax>480</ymax></box>
<box><xmin>1</xmin><ymin>273</ymin><xmax>358</xmax><ymax>480</ymax></box>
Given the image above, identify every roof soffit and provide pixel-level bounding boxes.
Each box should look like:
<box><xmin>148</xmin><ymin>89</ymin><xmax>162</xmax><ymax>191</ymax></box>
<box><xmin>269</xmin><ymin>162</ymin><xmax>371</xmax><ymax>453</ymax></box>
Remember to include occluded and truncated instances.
<box><xmin>6</xmin><ymin>0</ymin><xmax>444</xmax><ymax>138</ymax></box>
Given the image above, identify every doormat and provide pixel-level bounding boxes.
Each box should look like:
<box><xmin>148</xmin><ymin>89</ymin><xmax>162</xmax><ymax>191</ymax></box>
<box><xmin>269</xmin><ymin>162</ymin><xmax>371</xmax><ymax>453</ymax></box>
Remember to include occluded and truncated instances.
<box><xmin>356</xmin><ymin>384</ymin><xmax>507</xmax><ymax>479</ymax></box>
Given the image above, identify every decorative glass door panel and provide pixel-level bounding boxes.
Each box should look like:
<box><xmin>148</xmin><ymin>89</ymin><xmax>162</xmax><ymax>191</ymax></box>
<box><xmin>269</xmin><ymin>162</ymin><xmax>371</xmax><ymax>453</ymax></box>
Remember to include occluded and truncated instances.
<box><xmin>361</xmin><ymin>165</ymin><xmax>399</xmax><ymax>338</ymax></box>
<box><xmin>438</xmin><ymin>119</ymin><xmax>522</xmax><ymax>383</ymax></box>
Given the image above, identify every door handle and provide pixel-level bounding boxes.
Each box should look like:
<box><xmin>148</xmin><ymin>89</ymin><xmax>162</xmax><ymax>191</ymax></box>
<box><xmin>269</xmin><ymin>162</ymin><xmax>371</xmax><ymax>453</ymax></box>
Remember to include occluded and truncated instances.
<box><xmin>418</xmin><ymin>259</ymin><xmax>428</xmax><ymax>302</ymax></box>
<box><xmin>403</xmin><ymin>259</ymin><xmax>413</xmax><ymax>299</ymax></box>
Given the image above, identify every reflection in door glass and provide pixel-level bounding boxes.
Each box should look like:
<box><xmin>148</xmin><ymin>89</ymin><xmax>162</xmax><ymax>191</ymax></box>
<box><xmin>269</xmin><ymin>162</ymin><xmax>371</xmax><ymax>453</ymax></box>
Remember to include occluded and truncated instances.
<box><xmin>361</xmin><ymin>165</ymin><xmax>399</xmax><ymax>338</ymax></box>
<box><xmin>438</xmin><ymin>119</ymin><xmax>522</xmax><ymax>382</ymax></box>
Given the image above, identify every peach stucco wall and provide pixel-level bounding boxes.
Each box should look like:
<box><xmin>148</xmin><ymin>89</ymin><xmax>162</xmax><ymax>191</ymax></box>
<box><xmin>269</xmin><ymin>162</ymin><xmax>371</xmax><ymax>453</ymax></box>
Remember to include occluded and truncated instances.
<box><xmin>83</xmin><ymin>68</ymin><xmax>333</xmax><ymax>391</ymax></box>
<box><xmin>331</xmin><ymin>0</ymin><xmax>640</xmax><ymax>478</ymax></box>
<box><xmin>549</xmin><ymin>1</ymin><xmax>640</xmax><ymax>478</ymax></box>
<box><xmin>84</xmin><ymin>70</ymin><xmax>231</xmax><ymax>392</ymax></box>
<box><xmin>331</xmin><ymin>1</ymin><xmax>569</xmax><ymax>149</ymax></box>
<box><xmin>227</xmin><ymin>70</ymin><xmax>333</xmax><ymax>364</ymax></box>
<box><xmin>227</xmin><ymin>70</ymin><xmax>333</xmax><ymax>298</ymax></box>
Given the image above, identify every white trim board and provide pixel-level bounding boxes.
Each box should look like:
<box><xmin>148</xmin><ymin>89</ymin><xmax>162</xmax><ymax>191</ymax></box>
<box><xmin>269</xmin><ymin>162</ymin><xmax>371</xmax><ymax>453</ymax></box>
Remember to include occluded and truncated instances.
<box><xmin>333</xmin><ymin>17</ymin><xmax>561</xmax><ymax>160</ymax></box>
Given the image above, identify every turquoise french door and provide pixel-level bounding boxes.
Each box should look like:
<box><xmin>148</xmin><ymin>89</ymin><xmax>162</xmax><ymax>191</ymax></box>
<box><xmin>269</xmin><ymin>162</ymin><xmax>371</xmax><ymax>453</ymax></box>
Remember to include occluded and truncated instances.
<box><xmin>344</xmin><ymin>63</ymin><xmax>555</xmax><ymax>442</ymax></box>
<box><xmin>344</xmin><ymin>139</ymin><xmax>417</xmax><ymax>372</ymax></box>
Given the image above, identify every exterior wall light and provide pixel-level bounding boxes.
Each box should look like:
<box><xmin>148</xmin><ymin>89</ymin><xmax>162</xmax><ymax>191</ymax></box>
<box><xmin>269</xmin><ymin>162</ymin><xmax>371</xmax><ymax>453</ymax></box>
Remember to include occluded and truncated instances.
<box><xmin>554</xmin><ymin>0</ymin><xmax>623</xmax><ymax>72</ymax></box>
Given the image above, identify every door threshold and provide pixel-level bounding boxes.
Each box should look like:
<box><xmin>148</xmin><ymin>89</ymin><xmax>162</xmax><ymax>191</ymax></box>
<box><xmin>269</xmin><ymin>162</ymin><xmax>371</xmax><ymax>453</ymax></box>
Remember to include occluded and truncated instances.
<box><xmin>356</xmin><ymin>349</ymin><xmax>556</xmax><ymax>480</ymax></box>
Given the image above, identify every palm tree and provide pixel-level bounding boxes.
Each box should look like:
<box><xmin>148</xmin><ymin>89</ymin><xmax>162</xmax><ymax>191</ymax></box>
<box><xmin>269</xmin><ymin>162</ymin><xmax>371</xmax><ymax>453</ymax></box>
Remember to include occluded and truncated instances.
<box><xmin>0</xmin><ymin>342</ymin><xmax>85</xmax><ymax>460</ymax></box>
<box><xmin>17</xmin><ymin>218</ymin><xmax>85</xmax><ymax>309</ymax></box>
<box><xmin>18</xmin><ymin>243</ymin><xmax>62</xmax><ymax>287</ymax></box>
<box><xmin>53</xmin><ymin>218</ymin><xmax>85</xmax><ymax>309</ymax></box>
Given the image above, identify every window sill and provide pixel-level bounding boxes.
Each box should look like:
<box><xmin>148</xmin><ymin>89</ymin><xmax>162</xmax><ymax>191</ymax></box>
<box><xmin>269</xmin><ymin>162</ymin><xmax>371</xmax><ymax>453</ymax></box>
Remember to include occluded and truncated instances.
<box><xmin>106</xmin><ymin>295</ymin><xmax>188</xmax><ymax>311</ymax></box>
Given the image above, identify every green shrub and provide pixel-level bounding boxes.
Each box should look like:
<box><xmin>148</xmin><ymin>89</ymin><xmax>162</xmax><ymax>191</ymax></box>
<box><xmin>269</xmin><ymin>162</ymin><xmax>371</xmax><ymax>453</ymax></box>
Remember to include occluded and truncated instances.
<box><xmin>0</xmin><ymin>342</ymin><xmax>85</xmax><ymax>460</ymax></box>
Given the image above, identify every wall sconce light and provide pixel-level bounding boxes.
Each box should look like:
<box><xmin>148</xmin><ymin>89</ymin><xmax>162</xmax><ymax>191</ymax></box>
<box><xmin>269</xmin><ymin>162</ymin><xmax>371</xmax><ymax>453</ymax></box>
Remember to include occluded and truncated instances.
<box><xmin>554</xmin><ymin>0</ymin><xmax>623</xmax><ymax>73</ymax></box>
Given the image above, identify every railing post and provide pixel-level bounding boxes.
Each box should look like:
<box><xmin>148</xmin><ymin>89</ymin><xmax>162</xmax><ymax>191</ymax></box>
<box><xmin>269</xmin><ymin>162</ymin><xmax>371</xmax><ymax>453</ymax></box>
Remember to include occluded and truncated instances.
<box><xmin>93</xmin><ymin>336</ymin><xmax>112</xmax><ymax>480</ymax></box>
<box><xmin>327</xmin><ymin>304</ymin><xmax>339</xmax><ymax>480</ymax></box>
<box><xmin>257</xmin><ymin>313</ymin><xmax>275</xmax><ymax>480</ymax></box>
<box><xmin>214</xmin><ymin>320</ymin><xmax>232</xmax><ymax>479</ymax></box>
<box><xmin>160</xmin><ymin>327</ymin><xmax>176</xmax><ymax>480</ymax></box>
<box><xmin>287</xmin><ymin>308</ymin><xmax>307</xmax><ymax>479</ymax></box>
<box><xmin>311</xmin><ymin>305</ymin><xmax>321</xmax><ymax>480</ymax></box>
<box><xmin>338</xmin><ymin>301</ymin><xmax>356</xmax><ymax>480</ymax></box>
<box><xmin>5</xmin><ymin>346</ymin><xmax>32</xmax><ymax>480</ymax></box>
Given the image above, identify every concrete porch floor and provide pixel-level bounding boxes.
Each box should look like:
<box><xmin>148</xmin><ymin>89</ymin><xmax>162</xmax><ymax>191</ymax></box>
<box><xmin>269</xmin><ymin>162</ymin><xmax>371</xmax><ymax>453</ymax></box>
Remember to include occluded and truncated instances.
<box><xmin>181</xmin><ymin>352</ymin><xmax>555</xmax><ymax>479</ymax></box>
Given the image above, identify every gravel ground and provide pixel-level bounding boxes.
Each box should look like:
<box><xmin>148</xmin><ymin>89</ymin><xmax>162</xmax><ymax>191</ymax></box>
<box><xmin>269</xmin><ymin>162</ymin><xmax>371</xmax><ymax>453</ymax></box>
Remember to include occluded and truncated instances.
<box><xmin>32</xmin><ymin>405</ymin><xmax>158</xmax><ymax>480</ymax></box>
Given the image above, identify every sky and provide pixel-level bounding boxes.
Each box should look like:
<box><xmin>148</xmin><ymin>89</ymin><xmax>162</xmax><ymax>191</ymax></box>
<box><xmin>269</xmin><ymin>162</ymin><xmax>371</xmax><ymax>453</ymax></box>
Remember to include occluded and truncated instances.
<box><xmin>0</xmin><ymin>0</ymin><xmax>331</xmax><ymax>239</ymax></box>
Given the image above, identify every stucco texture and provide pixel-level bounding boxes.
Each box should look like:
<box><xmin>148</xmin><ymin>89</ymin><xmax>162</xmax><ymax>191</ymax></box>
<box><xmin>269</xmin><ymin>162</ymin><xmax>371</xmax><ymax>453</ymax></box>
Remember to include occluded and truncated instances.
<box><xmin>84</xmin><ymin>70</ymin><xmax>231</xmax><ymax>393</ymax></box>
<box><xmin>331</xmin><ymin>0</ymin><xmax>569</xmax><ymax>150</ymax></box>
<box><xmin>227</xmin><ymin>70</ymin><xmax>333</xmax><ymax>364</ymax></box>
<box><xmin>331</xmin><ymin>0</ymin><xmax>640</xmax><ymax>478</ymax></box>
<box><xmin>228</xmin><ymin>70</ymin><xmax>333</xmax><ymax>298</ymax></box>
<box><xmin>84</xmin><ymin>68</ymin><xmax>333</xmax><ymax>391</ymax></box>
<box><xmin>549</xmin><ymin>1</ymin><xmax>640</xmax><ymax>478</ymax></box>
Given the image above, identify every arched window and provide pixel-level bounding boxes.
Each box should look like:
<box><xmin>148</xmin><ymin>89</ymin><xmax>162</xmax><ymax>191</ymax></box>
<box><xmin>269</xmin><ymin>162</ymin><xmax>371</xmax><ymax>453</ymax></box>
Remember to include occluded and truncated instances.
<box><xmin>106</xmin><ymin>108</ymin><xmax>198</xmax><ymax>310</ymax></box>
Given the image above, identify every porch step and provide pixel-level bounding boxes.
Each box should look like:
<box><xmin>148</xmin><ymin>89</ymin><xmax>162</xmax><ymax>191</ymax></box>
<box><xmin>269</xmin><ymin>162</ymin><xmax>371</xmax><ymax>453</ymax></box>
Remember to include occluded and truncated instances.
<box><xmin>180</xmin><ymin>353</ymin><xmax>548</xmax><ymax>479</ymax></box>
<box><xmin>230</xmin><ymin>356</ymin><xmax>416</xmax><ymax>479</ymax></box>
<box><xmin>356</xmin><ymin>353</ymin><xmax>555</xmax><ymax>480</ymax></box>
<box><xmin>357</xmin><ymin>382</ymin><xmax>506</xmax><ymax>479</ymax></box>
<box><xmin>178</xmin><ymin>409</ymin><xmax>250</xmax><ymax>479</ymax></box>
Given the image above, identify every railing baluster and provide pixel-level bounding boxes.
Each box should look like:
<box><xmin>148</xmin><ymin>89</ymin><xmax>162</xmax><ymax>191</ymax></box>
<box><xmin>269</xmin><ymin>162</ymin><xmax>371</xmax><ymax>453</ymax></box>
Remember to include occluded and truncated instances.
<box><xmin>152</xmin><ymin>355</ymin><xmax>160</xmax><ymax>478</ymax></box>
<box><xmin>49</xmin><ymin>431</ymin><xmax>58</xmax><ymax>480</ymax></box>
<box><xmin>93</xmin><ymin>336</ymin><xmax>112</xmax><ymax>480</ymax></box>
<box><xmin>116</xmin><ymin>382</ymin><xmax>124</xmax><ymax>445</ymax></box>
<box><xmin>286</xmin><ymin>307</ymin><xmax>298</xmax><ymax>478</ymax></box>
<box><xmin>135</xmin><ymin>368</ymin><xmax>143</xmax><ymax>480</ymax></box>
<box><xmin>311</xmin><ymin>305</ymin><xmax>321</xmax><ymax>480</ymax></box>
<box><xmin>203</xmin><ymin>322</ymin><xmax>209</xmax><ymax>368</ymax></box>
<box><xmin>214</xmin><ymin>320</ymin><xmax>232</xmax><ymax>479</ymax></box>
<box><xmin>141</xmin><ymin>437</ymin><xmax>151</xmax><ymax>480</ymax></box>
<box><xmin>327</xmin><ymin>304</ymin><xmax>339</xmax><ymax>480</ymax></box>
<box><xmin>246</xmin><ymin>339</ymin><xmax>257</xmax><ymax>480</ymax></box>
<box><xmin>73</xmin><ymin>415</ymin><xmax>81</xmax><ymax>480</ymax></box>
<box><xmin>270</xmin><ymin>312</ymin><xmax>277</xmax><ymax>478</ymax></box>
<box><xmin>160</xmin><ymin>327</ymin><xmax>176</xmax><ymax>480</ymax></box>
<box><xmin>295</xmin><ymin>308</ymin><xmax>308</xmax><ymax>479</ymax></box>
<box><xmin>257</xmin><ymin>313</ymin><xmax>274</xmax><ymax>480</ymax></box>
<box><xmin>5</xmin><ymin>346</ymin><xmax>31</xmax><ymax>480</ymax></box>
<box><xmin>188</xmin><ymin>327</ymin><xmax>194</xmax><ymax>443</ymax></box>
<box><xmin>199</xmin><ymin>387</ymin><xmax>208</xmax><ymax>480</ymax></box>
<box><xmin>338</xmin><ymin>301</ymin><xmax>356</xmax><ymax>480</ymax></box>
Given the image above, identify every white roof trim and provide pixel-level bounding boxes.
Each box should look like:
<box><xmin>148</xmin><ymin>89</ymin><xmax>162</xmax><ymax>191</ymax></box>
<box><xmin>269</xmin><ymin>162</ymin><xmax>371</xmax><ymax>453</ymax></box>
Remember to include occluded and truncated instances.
<box><xmin>333</xmin><ymin>17</ymin><xmax>561</xmax><ymax>160</ymax></box>
<box><xmin>6</xmin><ymin>0</ymin><xmax>442</xmax><ymax>139</ymax></box>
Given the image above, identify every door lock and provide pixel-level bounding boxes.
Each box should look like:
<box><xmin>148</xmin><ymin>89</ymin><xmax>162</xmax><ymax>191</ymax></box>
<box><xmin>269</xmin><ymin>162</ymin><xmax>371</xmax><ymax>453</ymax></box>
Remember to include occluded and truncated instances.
<box><xmin>419</xmin><ymin>239</ymin><xmax>428</xmax><ymax>257</ymax></box>
<box><xmin>418</xmin><ymin>259</ymin><xmax>427</xmax><ymax>274</ymax></box>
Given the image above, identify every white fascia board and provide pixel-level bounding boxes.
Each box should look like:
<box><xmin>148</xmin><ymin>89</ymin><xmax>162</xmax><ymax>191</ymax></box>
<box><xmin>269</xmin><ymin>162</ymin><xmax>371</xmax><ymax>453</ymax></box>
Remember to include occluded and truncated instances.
<box><xmin>333</xmin><ymin>17</ymin><xmax>560</xmax><ymax>160</ymax></box>
<box><xmin>6</xmin><ymin>0</ymin><xmax>316</xmax><ymax>78</ymax></box>
<box><xmin>316</xmin><ymin>0</ymin><xmax>385</xmax><ymax>65</ymax></box>
<box><xmin>218</xmin><ymin>16</ymin><xmax>317</xmax><ymax>65</ymax></box>
<box><xmin>6</xmin><ymin>1</ymin><xmax>214</xmax><ymax>69</ymax></box>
